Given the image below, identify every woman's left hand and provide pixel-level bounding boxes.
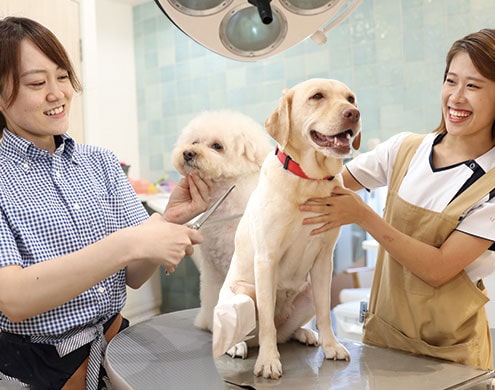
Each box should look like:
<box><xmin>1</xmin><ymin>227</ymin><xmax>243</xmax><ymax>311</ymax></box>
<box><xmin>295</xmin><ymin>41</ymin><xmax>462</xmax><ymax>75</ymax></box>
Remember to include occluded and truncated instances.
<box><xmin>164</xmin><ymin>173</ymin><xmax>211</xmax><ymax>224</ymax></box>
<box><xmin>300</xmin><ymin>186</ymin><xmax>369</xmax><ymax>235</ymax></box>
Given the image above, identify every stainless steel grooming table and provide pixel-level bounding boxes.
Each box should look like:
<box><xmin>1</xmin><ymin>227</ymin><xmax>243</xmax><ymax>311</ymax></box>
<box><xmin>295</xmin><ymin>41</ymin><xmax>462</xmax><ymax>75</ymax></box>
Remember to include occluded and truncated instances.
<box><xmin>104</xmin><ymin>308</ymin><xmax>495</xmax><ymax>389</ymax></box>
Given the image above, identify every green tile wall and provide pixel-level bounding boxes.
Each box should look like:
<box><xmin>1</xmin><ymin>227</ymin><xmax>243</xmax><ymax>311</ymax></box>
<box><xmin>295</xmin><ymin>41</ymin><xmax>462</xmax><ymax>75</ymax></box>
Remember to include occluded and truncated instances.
<box><xmin>134</xmin><ymin>0</ymin><xmax>494</xmax><ymax>313</ymax></box>
<box><xmin>133</xmin><ymin>0</ymin><xmax>494</xmax><ymax>182</ymax></box>
<box><xmin>160</xmin><ymin>257</ymin><xmax>199</xmax><ymax>313</ymax></box>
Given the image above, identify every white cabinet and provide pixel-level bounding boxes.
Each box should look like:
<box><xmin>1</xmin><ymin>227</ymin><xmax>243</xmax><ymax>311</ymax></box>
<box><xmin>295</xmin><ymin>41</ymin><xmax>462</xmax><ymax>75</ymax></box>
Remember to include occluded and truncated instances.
<box><xmin>123</xmin><ymin>270</ymin><xmax>163</xmax><ymax>325</ymax></box>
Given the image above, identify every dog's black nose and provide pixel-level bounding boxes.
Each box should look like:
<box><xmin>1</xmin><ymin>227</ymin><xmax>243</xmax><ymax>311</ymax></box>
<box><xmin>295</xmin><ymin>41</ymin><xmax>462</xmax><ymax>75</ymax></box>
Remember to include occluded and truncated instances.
<box><xmin>342</xmin><ymin>107</ymin><xmax>360</xmax><ymax>123</ymax></box>
<box><xmin>183</xmin><ymin>150</ymin><xmax>197</xmax><ymax>162</ymax></box>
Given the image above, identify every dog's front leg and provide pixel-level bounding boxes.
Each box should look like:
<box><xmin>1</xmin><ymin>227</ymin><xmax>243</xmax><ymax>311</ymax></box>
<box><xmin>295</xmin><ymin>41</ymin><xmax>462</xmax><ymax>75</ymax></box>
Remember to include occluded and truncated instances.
<box><xmin>310</xmin><ymin>243</ymin><xmax>350</xmax><ymax>361</ymax></box>
<box><xmin>254</xmin><ymin>255</ymin><xmax>282</xmax><ymax>379</ymax></box>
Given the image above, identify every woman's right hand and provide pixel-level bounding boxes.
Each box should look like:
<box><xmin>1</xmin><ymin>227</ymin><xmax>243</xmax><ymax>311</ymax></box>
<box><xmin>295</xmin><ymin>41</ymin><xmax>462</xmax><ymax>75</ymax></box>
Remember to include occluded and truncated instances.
<box><xmin>128</xmin><ymin>213</ymin><xmax>204</xmax><ymax>274</ymax></box>
<box><xmin>300</xmin><ymin>186</ymin><xmax>372</xmax><ymax>235</ymax></box>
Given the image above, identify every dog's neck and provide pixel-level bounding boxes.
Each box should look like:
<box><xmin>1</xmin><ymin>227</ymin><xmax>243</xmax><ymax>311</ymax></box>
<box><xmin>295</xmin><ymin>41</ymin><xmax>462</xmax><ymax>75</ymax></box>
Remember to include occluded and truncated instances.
<box><xmin>275</xmin><ymin>147</ymin><xmax>335</xmax><ymax>181</ymax></box>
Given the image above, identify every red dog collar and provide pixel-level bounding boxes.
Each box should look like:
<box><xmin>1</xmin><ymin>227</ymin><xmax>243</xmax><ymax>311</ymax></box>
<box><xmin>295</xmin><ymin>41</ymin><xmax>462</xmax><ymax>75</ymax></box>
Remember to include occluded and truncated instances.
<box><xmin>275</xmin><ymin>147</ymin><xmax>334</xmax><ymax>181</ymax></box>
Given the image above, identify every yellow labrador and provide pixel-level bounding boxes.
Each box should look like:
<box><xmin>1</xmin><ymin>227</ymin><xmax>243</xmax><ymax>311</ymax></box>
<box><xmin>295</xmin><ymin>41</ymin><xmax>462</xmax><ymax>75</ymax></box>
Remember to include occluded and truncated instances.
<box><xmin>213</xmin><ymin>78</ymin><xmax>361</xmax><ymax>379</ymax></box>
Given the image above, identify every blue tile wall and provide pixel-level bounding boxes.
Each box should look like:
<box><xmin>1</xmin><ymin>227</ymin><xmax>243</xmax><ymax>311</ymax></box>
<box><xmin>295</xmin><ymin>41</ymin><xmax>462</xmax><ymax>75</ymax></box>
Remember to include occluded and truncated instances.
<box><xmin>133</xmin><ymin>0</ymin><xmax>495</xmax><ymax>182</ymax></box>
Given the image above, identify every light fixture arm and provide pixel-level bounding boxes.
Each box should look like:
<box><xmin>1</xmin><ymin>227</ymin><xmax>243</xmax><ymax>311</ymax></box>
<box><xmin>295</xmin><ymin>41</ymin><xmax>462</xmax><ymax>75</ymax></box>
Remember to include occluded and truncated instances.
<box><xmin>248</xmin><ymin>0</ymin><xmax>273</xmax><ymax>25</ymax></box>
<box><xmin>310</xmin><ymin>0</ymin><xmax>362</xmax><ymax>45</ymax></box>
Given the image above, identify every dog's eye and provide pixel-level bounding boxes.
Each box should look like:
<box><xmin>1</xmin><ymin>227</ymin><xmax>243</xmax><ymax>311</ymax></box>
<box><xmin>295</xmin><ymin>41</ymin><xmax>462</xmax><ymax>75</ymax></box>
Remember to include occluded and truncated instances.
<box><xmin>211</xmin><ymin>143</ymin><xmax>223</xmax><ymax>151</ymax></box>
<box><xmin>347</xmin><ymin>95</ymin><xmax>356</xmax><ymax>104</ymax></box>
<box><xmin>310</xmin><ymin>93</ymin><xmax>324</xmax><ymax>100</ymax></box>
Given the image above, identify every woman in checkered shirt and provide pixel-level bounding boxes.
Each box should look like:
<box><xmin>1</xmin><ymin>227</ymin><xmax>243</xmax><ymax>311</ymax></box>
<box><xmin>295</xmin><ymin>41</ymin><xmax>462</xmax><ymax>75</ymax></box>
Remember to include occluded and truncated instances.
<box><xmin>0</xmin><ymin>16</ymin><xmax>211</xmax><ymax>389</ymax></box>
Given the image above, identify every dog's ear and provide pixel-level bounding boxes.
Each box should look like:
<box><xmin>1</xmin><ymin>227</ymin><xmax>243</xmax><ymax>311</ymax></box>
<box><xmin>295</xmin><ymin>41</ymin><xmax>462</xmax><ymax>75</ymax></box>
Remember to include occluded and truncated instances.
<box><xmin>265</xmin><ymin>88</ymin><xmax>293</xmax><ymax>148</ymax></box>
<box><xmin>239</xmin><ymin>136</ymin><xmax>269</xmax><ymax>166</ymax></box>
<box><xmin>352</xmin><ymin>132</ymin><xmax>361</xmax><ymax>150</ymax></box>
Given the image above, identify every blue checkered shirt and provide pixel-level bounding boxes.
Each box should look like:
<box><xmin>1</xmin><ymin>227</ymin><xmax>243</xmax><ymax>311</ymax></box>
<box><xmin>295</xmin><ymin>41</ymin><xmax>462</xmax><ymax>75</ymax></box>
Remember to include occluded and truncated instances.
<box><xmin>0</xmin><ymin>129</ymin><xmax>149</xmax><ymax>341</ymax></box>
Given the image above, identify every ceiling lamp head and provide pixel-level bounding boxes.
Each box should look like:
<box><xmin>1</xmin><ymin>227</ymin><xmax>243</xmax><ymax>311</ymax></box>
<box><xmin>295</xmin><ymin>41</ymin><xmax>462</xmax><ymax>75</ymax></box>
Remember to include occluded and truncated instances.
<box><xmin>220</xmin><ymin>3</ymin><xmax>287</xmax><ymax>58</ymax></box>
<box><xmin>155</xmin><ymin>0</ymin><xmax>362</xmax><ymax>61</ymax></box>
<box><xmin>166</xmin><ymin>0</ymin><xmax>232</xmax><ymax>16</ymax></box>
<box><xmin>281</xmin><ymin>0</ymin><xmax>341</xmax><ymax>15</ymax></box>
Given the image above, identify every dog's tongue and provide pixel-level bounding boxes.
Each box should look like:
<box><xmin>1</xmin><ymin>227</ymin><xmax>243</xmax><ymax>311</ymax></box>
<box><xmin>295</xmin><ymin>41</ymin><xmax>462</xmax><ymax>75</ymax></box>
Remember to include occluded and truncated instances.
<box><xmin>311</xmin><ymin>130</ymin><xmax>351</xmax><ymax>148</ymax></box>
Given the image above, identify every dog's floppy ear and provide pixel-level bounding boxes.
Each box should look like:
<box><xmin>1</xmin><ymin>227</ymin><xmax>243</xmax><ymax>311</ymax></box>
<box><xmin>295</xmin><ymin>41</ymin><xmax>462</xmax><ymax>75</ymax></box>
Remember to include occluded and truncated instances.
<box><xmin>265</xmin><ymin>88</ymin><xmax>293</xmax><ymax>148</ymax></box>
<box><xmin>352</xmin><ymin>132</ymin><xmax>361</xmax><ymax>150</ymax></box>
<box><xmin>239</xmin><ymin>135</ymin><xmax>271</xmax><ymax>166</ymax></box>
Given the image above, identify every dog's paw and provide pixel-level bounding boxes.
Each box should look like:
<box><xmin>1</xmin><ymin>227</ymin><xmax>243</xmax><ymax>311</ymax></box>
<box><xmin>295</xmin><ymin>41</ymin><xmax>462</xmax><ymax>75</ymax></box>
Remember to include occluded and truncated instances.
<box><xmin>254</xmin><ymin>354</ymin><xmax>283</xmax><ymax>379</ymax></box>
<box><xmin>322</xmin><ymin>341</ymin><xmax>351</xmax><ymax>361</ymax></box>
<box><xmin>291</xmin><ymin>327</ymin><xmax>318</xmax><ymax>346</ymax></box>
<box><xmin>226</xmin><ymin>341</ymin><xmax>248</xmax><ymax>359</ymax></box>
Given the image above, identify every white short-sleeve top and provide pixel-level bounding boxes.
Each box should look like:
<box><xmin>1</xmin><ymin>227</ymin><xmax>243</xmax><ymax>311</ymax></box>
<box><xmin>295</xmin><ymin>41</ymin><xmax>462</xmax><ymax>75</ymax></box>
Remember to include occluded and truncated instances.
<box><xmin>346</xmin><ymin>132</ymin><xmax>495</xmax><ymax>281</ymax></box>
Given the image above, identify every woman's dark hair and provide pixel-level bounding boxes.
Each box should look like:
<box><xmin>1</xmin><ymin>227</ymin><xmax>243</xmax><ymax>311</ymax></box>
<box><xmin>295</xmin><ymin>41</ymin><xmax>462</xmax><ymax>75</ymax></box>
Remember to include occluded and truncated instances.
<box><xmin>434</xmin><ymin>29</ymin><xmax>495</xmax><ymax>135</ymax></box>
<box><xmin>0</xmin><ymin>17</ymin><xmax>82</xmax><ymax>131</ymax></box>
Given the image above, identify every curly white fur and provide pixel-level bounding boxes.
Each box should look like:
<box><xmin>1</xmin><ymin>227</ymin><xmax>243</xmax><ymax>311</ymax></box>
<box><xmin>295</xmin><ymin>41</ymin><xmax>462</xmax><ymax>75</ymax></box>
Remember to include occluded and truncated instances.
<box><xmin>172</xmin><ymin>110</ymin><xmax>273</xmax><ymax>331</ymax></box>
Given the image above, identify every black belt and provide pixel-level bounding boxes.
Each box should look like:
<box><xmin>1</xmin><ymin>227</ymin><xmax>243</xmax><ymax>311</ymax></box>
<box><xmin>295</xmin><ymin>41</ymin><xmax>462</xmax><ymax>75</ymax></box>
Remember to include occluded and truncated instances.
<box><xmin>0</xmin><ymin>313</ymin><xmax>127</xmax><ymax>390</ymax></box>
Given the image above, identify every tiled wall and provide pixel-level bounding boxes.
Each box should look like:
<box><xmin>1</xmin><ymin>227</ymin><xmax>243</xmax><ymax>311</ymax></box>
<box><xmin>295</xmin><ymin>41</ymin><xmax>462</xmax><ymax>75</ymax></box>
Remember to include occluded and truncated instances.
<box><xmin>133</xmin><ymin>0</ymin><xmax>494</xmax><ymax>182</ymax></box>
<box><xmin>132</xmin><ymin>0</ymin><xmax>494</xmax><ymax>313</ymax></box>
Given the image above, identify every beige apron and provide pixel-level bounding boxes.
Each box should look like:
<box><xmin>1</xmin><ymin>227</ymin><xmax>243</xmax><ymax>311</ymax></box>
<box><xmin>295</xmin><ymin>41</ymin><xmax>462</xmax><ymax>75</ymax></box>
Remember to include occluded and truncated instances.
<box><xmin>362</xmin><ymin>133</ymin><xmax>495</xmax><ymax>370</ymax></box>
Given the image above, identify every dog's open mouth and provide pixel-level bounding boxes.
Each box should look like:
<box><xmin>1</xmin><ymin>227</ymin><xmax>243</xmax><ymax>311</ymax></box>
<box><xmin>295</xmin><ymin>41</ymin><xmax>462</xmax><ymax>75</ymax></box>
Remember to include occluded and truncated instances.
<box><xmin>310</xmin><ymin>129</ymin><xmax>353</xmax><ymax>149</ymax></box>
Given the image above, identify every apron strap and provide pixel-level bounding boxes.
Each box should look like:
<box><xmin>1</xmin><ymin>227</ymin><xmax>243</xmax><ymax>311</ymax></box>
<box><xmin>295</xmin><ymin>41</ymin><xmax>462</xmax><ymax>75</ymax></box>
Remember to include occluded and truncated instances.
<box><xmin>62</xmin><ymin>313</ymin><xmax>123</xmax><ymax>390</ymax></box>
<box><xmin>444</xmin><ymin>168</ymin><xmax>495</xmax><ymax>219</ymax></box>
<box><xmin>388</xmin><ymin>133</ymin><xmax>427</xmax><ymax>193</ymax></box>
<box><xmin>388</xmin><ymin>133</ymin><xmax>495</xmax><ymax>221</ymax></box>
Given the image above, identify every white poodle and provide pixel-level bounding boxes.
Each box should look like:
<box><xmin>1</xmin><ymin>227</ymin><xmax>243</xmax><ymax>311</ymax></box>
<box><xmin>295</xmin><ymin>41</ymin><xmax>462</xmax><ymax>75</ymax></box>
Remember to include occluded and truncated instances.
<box><xmin>172</xmin><ymin>109</ymin><xmax>272</xmax><ymax>332</ymax></box>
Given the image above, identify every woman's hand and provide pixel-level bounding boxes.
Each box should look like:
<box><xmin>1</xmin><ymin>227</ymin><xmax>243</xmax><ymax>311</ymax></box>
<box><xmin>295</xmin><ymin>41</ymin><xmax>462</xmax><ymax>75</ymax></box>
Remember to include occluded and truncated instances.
<box><xmin>141</xmin><ymin>213</ymin><xmax>203</xmax><ymax>269</ymax></box>
<box><xmin>125</xmin><ymin>213</ymin><xmax>205</xmax><ymax>287</ymax></box>
<box><xmin>300</xmin><ymin>186</ymin><xmax>371</xmax><ymax>235</ymax></box>
<box><xmin>164</xmin><ymin>173</ymin><xmax>211</xmax><ymax>224</ymax></box>
<box><xmin>301</xmin><ymin>185</ymin><xmax>495</xmax><ymax>287</ymax></box>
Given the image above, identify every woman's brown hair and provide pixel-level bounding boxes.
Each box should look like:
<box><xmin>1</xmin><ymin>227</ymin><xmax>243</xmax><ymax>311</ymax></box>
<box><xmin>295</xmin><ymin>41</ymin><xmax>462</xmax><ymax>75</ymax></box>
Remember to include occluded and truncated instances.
<box><xmin>434</xmin><ymin>29</ymin><xmax>495</xmax><ymax>135</ymax></box>
<box><xmin>0</xmin><ymin>17</ymin><xmax>82</xmax><ymax>132</ymax></box>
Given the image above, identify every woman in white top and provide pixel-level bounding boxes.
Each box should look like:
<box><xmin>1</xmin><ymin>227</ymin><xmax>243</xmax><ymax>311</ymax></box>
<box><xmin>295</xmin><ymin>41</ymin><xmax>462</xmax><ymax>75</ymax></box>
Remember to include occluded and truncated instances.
<box><xmin>301</xmin><ymin>28</ymin><xmax>495</xmax><ymax>369</ymax></box>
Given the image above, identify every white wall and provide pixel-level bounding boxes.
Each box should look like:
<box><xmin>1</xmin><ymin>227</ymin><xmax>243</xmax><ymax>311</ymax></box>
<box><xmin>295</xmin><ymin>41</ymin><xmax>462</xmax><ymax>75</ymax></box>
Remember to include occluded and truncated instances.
<box><xmin>80</xmin><ymin>0</ymin><xmax>161</xmax><ymax>324</ymax></box>
<box><xmin>80</xmin><ymin>0</ymin><xmax>141</xmax><ymax>178</ymax></box>
<box><xmin>485</xmin><ymin>274</ymin><xmax>495</xmax><ymax>329</ymax></box>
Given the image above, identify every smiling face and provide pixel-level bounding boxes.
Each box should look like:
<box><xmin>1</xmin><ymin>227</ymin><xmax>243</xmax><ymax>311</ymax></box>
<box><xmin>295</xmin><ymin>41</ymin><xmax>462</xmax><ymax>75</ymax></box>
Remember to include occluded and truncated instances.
<box><xmin>441</xmin><ymin>51</ymin><xmax>495</xmax><ymax>139</ymax></box>
<box><xmin>264</xmin><ymin>78</ymin><xmax>362</xmax><ymax>179</ymax></box>
<box><xmin>266</xmin><ymin>78</ymin><xmax>361</xmax><ymax>159</ymax></box>
<box><xmin>291</xmin><ymin>79</ymin><xmax>361</xmax><ymax>157</ymax></box>
<box><xmin>0</xmin><ymin>38</ymin><xmax>73</xmax><ymax>151</ymax></box>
